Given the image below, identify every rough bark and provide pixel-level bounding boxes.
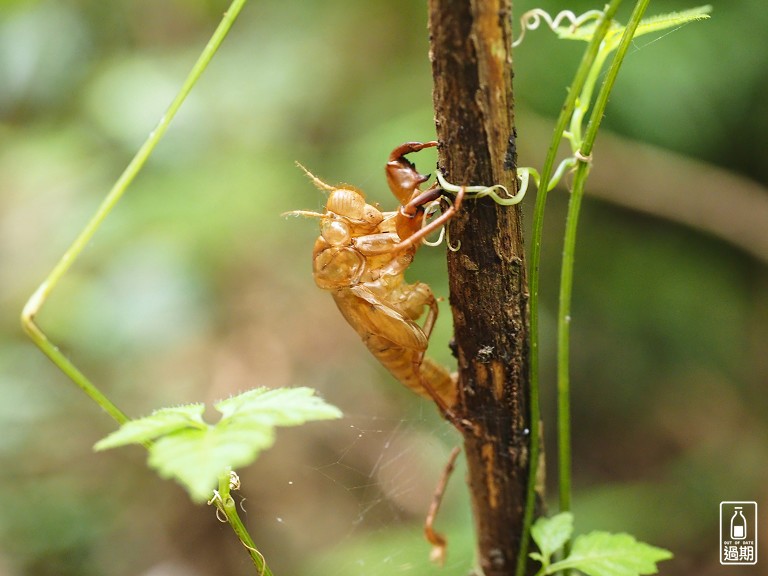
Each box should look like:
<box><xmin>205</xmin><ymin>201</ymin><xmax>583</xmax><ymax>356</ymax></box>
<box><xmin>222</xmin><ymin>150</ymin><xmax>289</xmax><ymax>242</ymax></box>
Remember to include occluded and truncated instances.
<box><xmin>428</xmin><ymin>1</ymin><xmax>536</xmax><ymax>575</ymax></box>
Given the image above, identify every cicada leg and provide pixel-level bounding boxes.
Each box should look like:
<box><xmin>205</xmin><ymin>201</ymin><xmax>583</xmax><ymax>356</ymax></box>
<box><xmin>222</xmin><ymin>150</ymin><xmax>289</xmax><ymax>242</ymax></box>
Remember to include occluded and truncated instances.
<box><xmin>392</xmin><ymin>184</ymin><xmax>466</xmax><ymax>253</ymax></box>
<box><xmin>385</xmin><ymin>141</ymin><xmax>438</xmax><ymax>206</ymax></box>
<box><xmin>424</xmin><ymin>445</ymin><xmax>462</xmax><ymax>565</ymax></box>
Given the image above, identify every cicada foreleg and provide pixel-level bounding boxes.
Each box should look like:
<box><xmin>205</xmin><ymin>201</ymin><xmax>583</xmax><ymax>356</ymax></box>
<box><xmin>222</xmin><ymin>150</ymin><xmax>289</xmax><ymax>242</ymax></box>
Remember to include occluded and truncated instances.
<box><xmin>385</xmin><ymin>141</ymin><xmax>439</xmax><ymax>206</ymax></box>
<box><xmin>391</xmin><ymin>184</ymin><xmax>466</xmax><ymax>253</ymax></box>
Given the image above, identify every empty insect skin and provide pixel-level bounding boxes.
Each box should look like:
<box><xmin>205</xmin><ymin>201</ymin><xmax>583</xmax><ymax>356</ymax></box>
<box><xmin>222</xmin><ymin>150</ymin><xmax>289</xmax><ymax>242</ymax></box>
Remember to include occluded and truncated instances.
<box><xmin>291</xmin><ymin>141</ymin><xmax>465</xmax><ymax>421</ymax></box>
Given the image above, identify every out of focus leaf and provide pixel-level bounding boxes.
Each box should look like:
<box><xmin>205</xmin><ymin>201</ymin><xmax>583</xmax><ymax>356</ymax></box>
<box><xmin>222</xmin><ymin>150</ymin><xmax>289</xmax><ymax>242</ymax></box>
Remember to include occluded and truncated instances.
<box><xmin>529</xmin><ymin>512</ymin><xmax>574</xmax><ymax>565</ymax></box>
<box><xmin>547</xmin><ymin>531</ymin><xmax>672</xmax><ymax>576</ymax></box>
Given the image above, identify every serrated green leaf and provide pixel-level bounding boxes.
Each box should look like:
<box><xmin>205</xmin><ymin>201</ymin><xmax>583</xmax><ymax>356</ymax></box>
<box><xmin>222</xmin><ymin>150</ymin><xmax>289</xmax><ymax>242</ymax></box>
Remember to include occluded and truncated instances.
<box><xmin>94</xmin><ymin>404</ymin><xmax>206</xmax><ymax>450</ymax></box>
<box><xmin>216</xmin><ymin>386</ymin><xmax>343</xmax><ymax>425</ymax></box>
<box><xmin>148</xmin><ymin>424</ymin><xmax>276</xmax><ymax>502</ymax></box>
<box><xmin>631</xmin><ymin>5</ymin><xmax>712</xmax><ymax>40</ymax></box>
<box><xmin>547</xmin><ymin>531</ymin><xmax>673</xmax><ymax>576</ymax></box>
<box><xmin>530</xmin><ymin>512</ymin><xmax>574</xmax><ymax>565</ymax></box>
<box><xmin>94</xmin><ymin>387</ymin><xmax>342</xmax><ymax>503</ymax></box>
<box><xmin>558</xmin><ymin>5</ymin><xmax>712</xmax><ymax>46</ymax></box>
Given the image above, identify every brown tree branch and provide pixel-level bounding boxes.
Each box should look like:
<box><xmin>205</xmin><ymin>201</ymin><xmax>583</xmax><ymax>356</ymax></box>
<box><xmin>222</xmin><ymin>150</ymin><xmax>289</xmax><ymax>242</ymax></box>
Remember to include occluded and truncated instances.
<box><xmin>428</xmin><ymin>1</ymin><xmax>541</xmax><ymax>574</ymax></box>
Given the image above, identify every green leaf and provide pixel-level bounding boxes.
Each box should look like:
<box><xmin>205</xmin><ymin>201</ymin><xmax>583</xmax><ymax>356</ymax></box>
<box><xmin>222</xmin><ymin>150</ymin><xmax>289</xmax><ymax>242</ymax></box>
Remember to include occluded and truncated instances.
<box><xmin>94</xmin><ymin>403</ymin><xmax>206</xmax><ymax>450</ymax></box>
<box><xmin>148</xmin><ymin>424</ymin><xmax>276</xmax><ymax>502</ymax></box>
<box><xmin>95</xmin><ymin>387</ymin><xmax>342</xmax><ymax>502</ymax></box>
<box><xmin>558</xmin><ymin>5</ymin><xmax>712</xmax><ymax>47</ymax></box>
<box><xmin>216</xmin><ymin>386</ymin><xmax>343</xmax><ymax>425</ymax></box>
<box><xmin>547</xmin><ymin>531</ymin><xmax>673</xmax><ymax>576</ymax></box>
<box><xmin>631</xmin><ymin>5</ymin><xmax>712</xmax><ymax>40</ymax></box>
<box><xmin>530</xmin><ymin>512</ymin><xmax>574</xmax><ymax>566</ymax></box>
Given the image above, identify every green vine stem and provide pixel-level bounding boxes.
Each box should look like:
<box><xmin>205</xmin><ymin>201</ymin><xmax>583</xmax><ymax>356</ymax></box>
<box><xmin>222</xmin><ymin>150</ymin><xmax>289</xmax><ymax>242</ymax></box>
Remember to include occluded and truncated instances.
<box><xmin>20</xmin><ymin>0</ymin><xmax>247</xmax><ymax>423</ymax></box>
<box><xmin>556</xmin><ymin>0</ymin><xmax>651</xmax><ymax>560</ymax></box>
<box><xmin>517</xmin><ymin>4</ymin><xmax>621</xmax><ymax>576</ymax></box>
<box><xmin>214</xmin><ymin>472</ymin><xmax>275</xmax><ymax>576</ymax></box>
<box><xmin>19</xmin><ymin>1</ymin><xmax>271</xmax><ymax>573</ymax></box>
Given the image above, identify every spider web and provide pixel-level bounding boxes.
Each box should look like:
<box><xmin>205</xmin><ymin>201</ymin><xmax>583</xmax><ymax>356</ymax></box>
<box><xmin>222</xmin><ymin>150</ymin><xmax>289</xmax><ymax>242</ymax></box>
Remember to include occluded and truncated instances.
<box><xmin>303</xmin><ymin>412</ymin><xmax>473</xmax><ymax>576</ymax></box>
<box><xmin>246</xmin><ymin>400</ymin><xmax>475</xmax><ymax>576</ymax></box>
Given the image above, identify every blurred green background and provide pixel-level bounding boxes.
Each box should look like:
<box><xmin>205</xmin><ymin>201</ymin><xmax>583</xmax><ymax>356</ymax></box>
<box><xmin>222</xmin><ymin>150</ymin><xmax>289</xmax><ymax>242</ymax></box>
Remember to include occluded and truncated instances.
<box><xmin>1</xmin><ymin>0</ymin><xmax>765</xmax><ymax>575</ymax></box>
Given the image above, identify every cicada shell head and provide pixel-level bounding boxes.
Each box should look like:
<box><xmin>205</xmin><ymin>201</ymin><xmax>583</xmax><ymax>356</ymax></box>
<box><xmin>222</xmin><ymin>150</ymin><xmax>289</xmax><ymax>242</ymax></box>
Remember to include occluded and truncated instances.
<box><xmin>326</xmin><ymin>189</ymin><xmax>383</xmax><ymax>232</ymax></box>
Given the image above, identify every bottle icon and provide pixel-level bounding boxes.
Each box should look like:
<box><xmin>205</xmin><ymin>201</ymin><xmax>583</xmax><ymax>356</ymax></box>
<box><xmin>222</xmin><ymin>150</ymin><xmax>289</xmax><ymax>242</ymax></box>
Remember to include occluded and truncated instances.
<box><xmin>731</xmin><ymin>507</ymin><xmax>747</xmax><ymax>540</ymax></box>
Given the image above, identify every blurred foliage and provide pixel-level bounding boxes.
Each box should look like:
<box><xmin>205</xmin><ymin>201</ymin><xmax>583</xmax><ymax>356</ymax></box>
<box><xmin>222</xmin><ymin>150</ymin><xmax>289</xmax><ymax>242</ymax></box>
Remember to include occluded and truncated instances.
<box><xmin>1</xmin><ymin>1</ymin><xmax>766</xmax><ymax>575</ymax></box>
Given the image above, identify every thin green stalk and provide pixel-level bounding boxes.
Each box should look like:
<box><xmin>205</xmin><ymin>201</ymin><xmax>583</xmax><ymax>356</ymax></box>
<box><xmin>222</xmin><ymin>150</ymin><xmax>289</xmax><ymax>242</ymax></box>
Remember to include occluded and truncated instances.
<box><xmin>555</xmin><ymin>0</ymin><xmax>651</xmax><ymax>542</ymax></box>
<box><xmin>217</xmin><ymin>472</ymin><xmax>274</xmax><ymax>576</ymax></box>
<box><xmin>20</xmin><ymin>1</ymin><xmax>268</xmax><ymax>572</ymax></box>
<box><xmin>20</xmin><ymin>0</ymin><xmax>247</xmax><ymax>424</ymax></box>
<box><xmin>567</xmin><ymin>48</ymin><xmax>611</xmax><ymax>149</ymax></box>
<box><xmin>584</xmin><ymin>0</ymin><xmax>652</xmax><ymax>155</ymax></box>
<box><xmin>555</xmin><ymin>169</ymin><xmax>583</xmax><ymax>517</ymax></box>
<box><xmin>517</xmin><ymin>4</ymin><xmax>621</xmax><ymax>576</ymax></box>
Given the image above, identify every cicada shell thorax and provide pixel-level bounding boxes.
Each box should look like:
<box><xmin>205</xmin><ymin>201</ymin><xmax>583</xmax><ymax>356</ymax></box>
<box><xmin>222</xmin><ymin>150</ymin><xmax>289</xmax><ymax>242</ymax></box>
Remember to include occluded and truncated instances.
<box><xmin>312</xmin><ymin>242</ymin><xmax>365</xmax><ymax>290</ymax></box>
